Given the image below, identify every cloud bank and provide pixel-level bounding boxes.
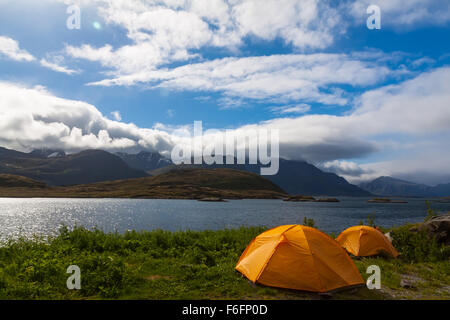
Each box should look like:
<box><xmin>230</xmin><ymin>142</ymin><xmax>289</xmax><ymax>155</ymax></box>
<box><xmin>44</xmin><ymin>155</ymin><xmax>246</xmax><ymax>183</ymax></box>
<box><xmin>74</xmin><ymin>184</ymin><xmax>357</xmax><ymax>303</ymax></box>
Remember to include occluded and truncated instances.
<box><xmin>1</xmin><ymin>66</ymin><xmax>450</xmax><ymax>184</ymax></box>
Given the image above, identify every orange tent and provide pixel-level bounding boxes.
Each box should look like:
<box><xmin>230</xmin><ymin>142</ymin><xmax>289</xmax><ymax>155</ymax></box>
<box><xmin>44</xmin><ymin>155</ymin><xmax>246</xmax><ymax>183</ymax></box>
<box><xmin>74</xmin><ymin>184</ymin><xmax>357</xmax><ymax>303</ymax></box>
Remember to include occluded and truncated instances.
<box><xmin>337</xmin><ymin>226</ymin><xmax>399</xmax><ymax>258</ymax></box>
<box><xmin>235</xmin><ymin>225</ymin><xmax>364</xmax><ymax>293</ymax></box>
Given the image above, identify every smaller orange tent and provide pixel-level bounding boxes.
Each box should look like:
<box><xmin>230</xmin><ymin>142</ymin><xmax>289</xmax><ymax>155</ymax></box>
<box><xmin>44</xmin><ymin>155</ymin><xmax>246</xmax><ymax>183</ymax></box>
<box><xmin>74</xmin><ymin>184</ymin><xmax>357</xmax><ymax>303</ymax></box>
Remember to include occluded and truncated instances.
<box><xmin>337</xmin><ymin>226</ymin><xmax>399</xmax><ymax>258</ymax></box>
<box><xmin>235</xmin><ymin>225</ymin><xmax>364</xmax><ymax>293</ymax></box>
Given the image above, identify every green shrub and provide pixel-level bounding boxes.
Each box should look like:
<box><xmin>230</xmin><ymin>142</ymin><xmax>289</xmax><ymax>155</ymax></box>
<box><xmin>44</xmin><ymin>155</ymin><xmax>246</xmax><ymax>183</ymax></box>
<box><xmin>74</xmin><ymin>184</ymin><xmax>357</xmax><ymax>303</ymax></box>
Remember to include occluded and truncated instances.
<box><xmin>390</xmin><ymin>224</ymin><xmax>449</xmax><ymax>262</ymax></box>
<box><xmin>302</xmin><ymin>217</ymin><xmax>316</xmax><ymax>228</ymax></box>
<box><xmin>425</xmin><ymin>201</ymin><xmax>438</xmax><ymax>221</ymax></box>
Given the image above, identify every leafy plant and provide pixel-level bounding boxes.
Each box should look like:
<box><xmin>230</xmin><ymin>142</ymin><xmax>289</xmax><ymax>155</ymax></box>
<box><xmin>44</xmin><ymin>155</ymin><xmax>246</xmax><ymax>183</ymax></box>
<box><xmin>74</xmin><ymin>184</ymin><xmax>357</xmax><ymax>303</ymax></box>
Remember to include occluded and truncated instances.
<box><xmin>367</xmin><ymin>213</ymin><xmax>376</xmax><ymax>227</ymax></box>
<box><xmin>302</xmin><ymin>217</ymin><xmax>316</xmax><ymax>228</ymax></box>
<box><xmin>390</xmin><ymin>224</ymin><xmax>449</xmax><ymax>263</ymax></box>
<box><xmin>425</xmin><ymin>201</ymin><xmax>437</xmax><ymax>221</ymax></box>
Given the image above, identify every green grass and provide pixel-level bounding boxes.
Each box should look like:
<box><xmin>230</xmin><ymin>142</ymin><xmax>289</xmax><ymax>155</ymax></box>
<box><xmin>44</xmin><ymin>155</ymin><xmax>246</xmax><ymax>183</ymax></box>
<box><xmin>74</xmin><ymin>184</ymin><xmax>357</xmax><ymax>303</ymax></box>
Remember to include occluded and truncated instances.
<box><xmin>0</xmin><ymin>222</ymin><xmax>448</xmax><ymax>300</ymax></box>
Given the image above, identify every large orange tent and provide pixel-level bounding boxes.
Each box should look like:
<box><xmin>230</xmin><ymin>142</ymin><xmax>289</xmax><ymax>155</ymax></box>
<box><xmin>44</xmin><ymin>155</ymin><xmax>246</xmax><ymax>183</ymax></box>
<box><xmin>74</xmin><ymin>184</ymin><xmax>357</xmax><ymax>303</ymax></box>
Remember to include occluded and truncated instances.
<box><xmin>235</xmin><ymin>225</ymin><xmax>364</xmax><ymax>293</ymax></box>
<box><xmin>337</xmin><ymin>226</ymin><xmax>399</xmax><ymax>258</ymax></box>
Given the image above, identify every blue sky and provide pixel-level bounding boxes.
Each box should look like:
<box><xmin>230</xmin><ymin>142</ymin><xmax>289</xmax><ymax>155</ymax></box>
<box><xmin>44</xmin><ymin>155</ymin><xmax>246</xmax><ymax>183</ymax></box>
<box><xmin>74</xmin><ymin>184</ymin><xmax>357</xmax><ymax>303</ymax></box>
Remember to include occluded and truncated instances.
<box><xmin>1</xmin><ymin>0</ymin><xmax>450</xmax><ymax>185</ymax></box>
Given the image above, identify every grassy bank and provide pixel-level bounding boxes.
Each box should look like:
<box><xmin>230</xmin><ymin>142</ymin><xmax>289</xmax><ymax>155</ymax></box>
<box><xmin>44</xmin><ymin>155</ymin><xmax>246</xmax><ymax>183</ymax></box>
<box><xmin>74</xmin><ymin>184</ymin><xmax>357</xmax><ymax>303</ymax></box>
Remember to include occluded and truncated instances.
<box><xmin>0</xmin><ymin>222</ymin><xmax>449</xmax><ymax>300</ymax></box>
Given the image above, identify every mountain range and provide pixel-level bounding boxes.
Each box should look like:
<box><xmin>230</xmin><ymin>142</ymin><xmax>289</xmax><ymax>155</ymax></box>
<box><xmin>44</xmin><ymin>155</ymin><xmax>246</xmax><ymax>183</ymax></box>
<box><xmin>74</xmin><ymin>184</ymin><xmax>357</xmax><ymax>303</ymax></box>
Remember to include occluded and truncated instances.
<box><xmin>116</xmin><ymin>151</ymin><xmax>172</xmax><ymax>171</ymax></box>
<box><xmin>0</xmin><ymin>147</ymin><xmax>147</xmax><ymax>186</ymax></box>
<box><xmin>359</xmin><ymin>176</ymin><xmax>450</xmax><ymax>197</ymax></box>
<box><xmin>0</xmin><ymin>146</ymin><xmax>372</xmax><ymax>196</ymax></box>
<box><xmin>116</xmin><ymin>151</ymin><xmax>371</xmax><ymax>196</ymax></box>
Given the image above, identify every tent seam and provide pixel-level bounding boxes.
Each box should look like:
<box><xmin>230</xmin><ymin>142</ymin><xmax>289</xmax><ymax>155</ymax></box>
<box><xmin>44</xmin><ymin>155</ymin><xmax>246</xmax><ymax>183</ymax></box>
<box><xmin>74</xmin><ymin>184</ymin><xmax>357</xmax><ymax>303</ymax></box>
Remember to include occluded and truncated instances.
<box><xmin>254</xmin><ymin>225</ymin><xmax>297</xmax><ymax>282</ymax></box>
<box><xmin>301</xmin><ymin>227</ymin><xmax>328</xmax><ymax>293</ymax></box>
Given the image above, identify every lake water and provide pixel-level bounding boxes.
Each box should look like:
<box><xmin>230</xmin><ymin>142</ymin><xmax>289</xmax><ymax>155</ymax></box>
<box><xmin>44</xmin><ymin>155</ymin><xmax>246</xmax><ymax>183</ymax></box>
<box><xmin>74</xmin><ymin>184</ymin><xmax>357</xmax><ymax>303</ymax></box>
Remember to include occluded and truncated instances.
<box><xmin>1</xmin><ymin>197</ymin><xmax>449</xmax><ymax>240</ymax></box>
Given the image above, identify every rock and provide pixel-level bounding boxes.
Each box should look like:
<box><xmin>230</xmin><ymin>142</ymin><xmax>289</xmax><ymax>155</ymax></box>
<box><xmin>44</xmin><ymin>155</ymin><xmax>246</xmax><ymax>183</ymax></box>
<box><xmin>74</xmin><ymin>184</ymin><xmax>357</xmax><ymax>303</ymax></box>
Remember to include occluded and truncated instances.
<box><xmin>318</xmin><ymin>292</ymin><xmax>333</xmax><ymax>299</ymax></box>
<box><xmin>416</xmin><ymin>214</ymin><xmax>450</xmax><ymax>246</ymax></box>
<box><xmin>400</xmin><ymin>279</ymin><xmax>416</xmax><ymax>289</ymax></box>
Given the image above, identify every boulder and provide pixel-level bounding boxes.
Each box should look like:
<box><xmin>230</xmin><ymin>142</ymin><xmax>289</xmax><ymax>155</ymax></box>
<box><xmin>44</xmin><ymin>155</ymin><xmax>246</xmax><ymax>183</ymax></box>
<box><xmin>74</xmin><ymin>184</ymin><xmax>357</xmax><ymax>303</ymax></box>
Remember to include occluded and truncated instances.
<box><xmin>412</xmin><ymin>214</ymin><xmax>450</xmax><ymax>246</ymax></box>
<box><xmin>400</xmin><ymin>278</ymin><xmax>416</xmax><ymax>289</ymax></box>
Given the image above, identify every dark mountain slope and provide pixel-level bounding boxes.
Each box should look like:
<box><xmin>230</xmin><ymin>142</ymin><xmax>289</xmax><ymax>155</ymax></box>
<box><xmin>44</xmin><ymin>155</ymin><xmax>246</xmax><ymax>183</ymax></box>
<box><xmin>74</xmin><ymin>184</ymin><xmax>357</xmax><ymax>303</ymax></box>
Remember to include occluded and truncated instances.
<box><xmin>116</xmin><ymin>151</ymin><xmax>172</xmax><ymax>171</ymax></box>
<box><xmin>29</xmin><ymin>148</ymin><xmax>66</xmax><ymax>158</ymax></box>
<box><xmin>359</xmin><ymin>176</ymin><xmax>433</xmax><ymax>197</ymax></box>
<box><xmin>360</xmin><ymin>176</ymin><xmax>450</xmax><ymax>197</ymax></box>
<box><xmin>245</xmin><ymin>159</ymin><xmax>372</xmax><ymax>196</ymax></box>
<box><xmin>0</xmin><ymin>147</ymin><xmax>148</xmax><ymax>186</ymax></box>
<box><xmin>149</xmin><ymin>157</ymin><xmax>371</xmax><ymax>196</ymax></box>
<box><xmin>432</xmin><ymin>183</ymin><xmax>450</xmax><ymax>197</ymax></box>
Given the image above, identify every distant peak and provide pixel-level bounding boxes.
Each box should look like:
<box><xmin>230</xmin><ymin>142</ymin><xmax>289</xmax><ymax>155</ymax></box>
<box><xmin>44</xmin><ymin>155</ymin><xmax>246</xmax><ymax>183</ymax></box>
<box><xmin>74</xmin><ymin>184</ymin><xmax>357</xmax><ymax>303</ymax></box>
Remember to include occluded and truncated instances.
<box><xmin>376</xmin><ymin>176</ymin><xmax>395</xmax><ymax>181</ymax></box>
<box><xmin>29</xmin><ymin>148</ymin><xmax>66</xmax><ymax>158</ymax></box>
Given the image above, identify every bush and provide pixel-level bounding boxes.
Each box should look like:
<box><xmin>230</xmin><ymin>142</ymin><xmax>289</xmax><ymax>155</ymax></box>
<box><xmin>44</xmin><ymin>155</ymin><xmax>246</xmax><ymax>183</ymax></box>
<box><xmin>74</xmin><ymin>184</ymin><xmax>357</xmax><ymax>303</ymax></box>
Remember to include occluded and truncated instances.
<box><xmin>390</xmin><ymin>224</ymin><xmax>449</xmax><ymax>262</ymax></box>
<box><xmin>425</xmin><ymin>201</ymin><xmax>438</xmax><ymax>221</ymax></box>
<box><xmin>303</xmin><ymin>217</ymin><xmax>316</xmax><ymax>228</ymax></box>
<box><xmin>76</xmin><ymin>253</ymin><xmax>136</xmax><ymax>298</ymax></box>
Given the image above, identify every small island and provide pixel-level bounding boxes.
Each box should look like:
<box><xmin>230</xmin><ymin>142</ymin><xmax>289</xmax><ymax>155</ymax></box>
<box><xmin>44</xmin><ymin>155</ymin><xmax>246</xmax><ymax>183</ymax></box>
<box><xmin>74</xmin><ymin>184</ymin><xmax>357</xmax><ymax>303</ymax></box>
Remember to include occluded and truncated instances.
<box><xmin>314</xmin><ymin>198</ymin><xmax>340</xmax><ymax>202</ymax></box>
<box><xmin>368</xmin><ymin>198</ymin><xmax>408</xmax><ymax>203</ymax></box>
<box><xmin>283</xmin><ymin>195</ymin><xmax>340</xmax><ymax>202</ymax></box>
<box><xmin>437</xmin><ymin>197</ymin><xmax>450</xmax><ymax>203</ymax></box>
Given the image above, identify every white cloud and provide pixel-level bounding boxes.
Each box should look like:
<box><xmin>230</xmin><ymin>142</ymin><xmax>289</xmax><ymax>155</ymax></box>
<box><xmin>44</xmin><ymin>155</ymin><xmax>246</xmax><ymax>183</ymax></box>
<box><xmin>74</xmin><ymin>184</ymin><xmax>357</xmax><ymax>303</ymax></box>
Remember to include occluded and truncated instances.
<box><xmin>0</xmin><ymin>82</ymin><xmax>176</xmax><ymax>155</ymax></box>
<box><xmin>60</xmin><ymin>0</ymin><xmax>447</xmax><ymax>106</ymax></box>
<box><xmin>65</xmin><ymin>0</ymin><xmax>344</xmax><ymax>82</ymax></box>
<box><xmin>0</xmin><ymin>36</ymin><xmax>35</xmax><ymax>62</ymax></box>
<box><xmin>358</xmin><ymin>148</ymin><xmax>450</xmax><ymax>186</ymax></box>
<box><xmin>40</xmin><ymin>58</ymin><xmax>79</xmax><ymax>75</ymax></box>
<box><xmin>110</xmin><ymin>111</ymin><xmax>122</xmax><ymax>121</ymax></box>
<box><xmin>351</xmin><ymin>67</ymin><xmax>450</xmax><ymax>135</ymax></box>
<box><xmin>62</xmin><ymin>0</ymin><xmax>449</xmax><ymax>85</ymax></box>
<box><xmin>350</xmin><ymin>0</ymin><xmax>450</xmax><ymax>28</ymax></box>
<box><xmin>231</xmin><ymin>0</ymin><xmax>341</xmax><ymax>49</ymax></box>
<box><xmin>88</xmin><ymin>53</ymin><xmax>394</xmax><ymax>106</ymax></box>
<box><xmin>270</xmin><ymin>104</ymin><xmax>311</xmax><ymax>114</ymax></box>
<box><xmin>0</xmin><ymin>35</ymin><xmax>79</xmax><ymax>74</ymax></box>
<box><xmin>328</xmin><ymin>143</ymin><xmax>450</xmax><ymax>186</ymax></box>
<box><xmin>256</xmin><ymin>66</ymin><xmax>450</xmax><ymax>152</ymax></box>
<box><xmin>217</xmin><ymin>96</ymin><xmax>247</xmax><ymax>109</ymax></box>
<box><xmin>319</xmin><ymin>160</ymin><xmax>378</xmax><ymax>184</ymax></box>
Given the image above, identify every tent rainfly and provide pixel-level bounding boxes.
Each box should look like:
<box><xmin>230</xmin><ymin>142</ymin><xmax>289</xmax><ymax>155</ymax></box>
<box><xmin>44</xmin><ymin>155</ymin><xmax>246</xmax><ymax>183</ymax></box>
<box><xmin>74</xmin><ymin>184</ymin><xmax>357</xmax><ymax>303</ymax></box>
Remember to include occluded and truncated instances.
<box><xmin>337</xmin><ymin>226</ymin><xmax>399</xmax><ymax>258</ymax></box>
<box><xmin>235</xmin><ymin>225</ymin><xmax>364</xmax><ymax>293</ymax></box>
